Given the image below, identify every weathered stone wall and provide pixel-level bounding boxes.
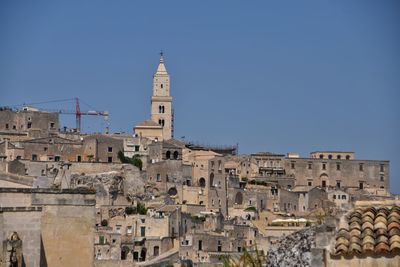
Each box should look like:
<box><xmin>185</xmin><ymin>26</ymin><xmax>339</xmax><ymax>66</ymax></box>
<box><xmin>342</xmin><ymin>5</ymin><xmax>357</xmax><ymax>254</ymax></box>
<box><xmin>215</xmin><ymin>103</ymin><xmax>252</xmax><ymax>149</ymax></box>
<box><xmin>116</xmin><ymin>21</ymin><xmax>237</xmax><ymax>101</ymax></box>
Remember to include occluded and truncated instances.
<box><xmin>0</xmin><ymin>188</ymin><xmax>96</xmax><ymax>267</ymax></box>
<box><xmin>0</xmin><ymin>208</ymin><xmax>42</xmax><ymax>267</ymax></box>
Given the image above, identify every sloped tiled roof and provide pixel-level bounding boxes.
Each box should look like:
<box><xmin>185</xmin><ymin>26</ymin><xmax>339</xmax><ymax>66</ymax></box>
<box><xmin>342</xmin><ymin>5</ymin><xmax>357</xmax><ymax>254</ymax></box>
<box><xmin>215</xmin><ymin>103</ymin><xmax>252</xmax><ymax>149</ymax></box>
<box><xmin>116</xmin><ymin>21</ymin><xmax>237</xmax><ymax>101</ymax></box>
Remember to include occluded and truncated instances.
<box><xmin>333</xmin><ymin>206</ymin><xmax>400</xmax><ymax>256</ymax></box>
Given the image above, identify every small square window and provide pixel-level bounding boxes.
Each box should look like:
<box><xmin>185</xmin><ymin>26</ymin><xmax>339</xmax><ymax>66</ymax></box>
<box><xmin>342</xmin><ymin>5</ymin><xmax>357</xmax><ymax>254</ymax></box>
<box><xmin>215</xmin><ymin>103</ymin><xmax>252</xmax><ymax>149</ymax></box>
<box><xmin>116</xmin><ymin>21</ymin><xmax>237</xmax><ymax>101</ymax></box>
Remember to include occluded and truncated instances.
<box><xmin>108</xmin><ymin>147</ymin><xmax>113</xmax><ymax>152</ymax></box>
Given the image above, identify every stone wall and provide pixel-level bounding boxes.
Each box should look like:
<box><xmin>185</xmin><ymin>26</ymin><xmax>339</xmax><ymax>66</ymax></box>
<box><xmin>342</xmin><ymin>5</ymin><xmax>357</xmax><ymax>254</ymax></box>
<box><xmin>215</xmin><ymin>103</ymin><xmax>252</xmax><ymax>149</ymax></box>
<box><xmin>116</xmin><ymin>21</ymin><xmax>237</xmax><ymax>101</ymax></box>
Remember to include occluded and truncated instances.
<box><xmin>0</xmin><ymin>188</ymin><xmax>96</xmax><ymax>267</ymax></box>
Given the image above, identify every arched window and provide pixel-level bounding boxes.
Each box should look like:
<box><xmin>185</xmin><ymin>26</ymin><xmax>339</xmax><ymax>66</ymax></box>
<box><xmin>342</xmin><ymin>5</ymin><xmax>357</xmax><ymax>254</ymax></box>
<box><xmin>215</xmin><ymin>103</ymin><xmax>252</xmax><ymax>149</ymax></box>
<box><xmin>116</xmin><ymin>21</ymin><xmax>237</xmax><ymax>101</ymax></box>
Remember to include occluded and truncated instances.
<box><xmin>346</xmin><ymin>155</ymin><xmax>350</xmax><ymax>160</ymax></box>
<box><xmin>328</xmin><ymin>155</ymin><xmax>332</xmax><ymax>159</ymax></box>
<box><xmin>235</xmin><ymin>192</ymin><xmax>243</xmax><ymax>205</ymax></box>
<box><xmin>166</xmin><ymin>151</ymin><xmax>171</xmax><ymax>159</ymax></box>
<box><xmin>168</xmin><ymin>187</ymin><xmax>177</xmax><ymax>196</ymax></box>
<box><xmin>341</xmin><ymin>195</ymin><xmax>346</xmax><ymax>200</ymax></box>
<box><xmin>319</xmin><ymin>154</ymin><xmax>324</xmax><ymax>159</ymax></box>
<box><xmin>121</xmin><ymin>246</ymin><xmax>130</xmax><ymax>260</ymax></box>
<box><xmin>337</xmin><ymin>155</ymin><xmax>341</xmax><ymax>159</ymax></box>
<box><xmin>173</xmin><ymin>151</ymin><xmax>179</xmax><ymax>160</ymax></box>
<box><xmin>210</xmin><ymin>173</ymin><xmax>215</xmax><ymax>187</ymax></box>
<box><xmin>199</xmin><ymin>177</ymin><xmax>206</xmax><ymax>187</ymax></box>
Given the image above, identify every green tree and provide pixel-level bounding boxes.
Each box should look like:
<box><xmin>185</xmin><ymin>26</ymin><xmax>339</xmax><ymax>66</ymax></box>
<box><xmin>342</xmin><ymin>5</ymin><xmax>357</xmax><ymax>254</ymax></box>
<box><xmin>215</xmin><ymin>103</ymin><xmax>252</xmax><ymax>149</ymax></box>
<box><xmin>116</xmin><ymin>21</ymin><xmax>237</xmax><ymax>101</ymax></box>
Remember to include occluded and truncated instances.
<box><xmin>118</xmin><ymin>151</ymin><xmax>143</xmax><ymax>170</ymax></box>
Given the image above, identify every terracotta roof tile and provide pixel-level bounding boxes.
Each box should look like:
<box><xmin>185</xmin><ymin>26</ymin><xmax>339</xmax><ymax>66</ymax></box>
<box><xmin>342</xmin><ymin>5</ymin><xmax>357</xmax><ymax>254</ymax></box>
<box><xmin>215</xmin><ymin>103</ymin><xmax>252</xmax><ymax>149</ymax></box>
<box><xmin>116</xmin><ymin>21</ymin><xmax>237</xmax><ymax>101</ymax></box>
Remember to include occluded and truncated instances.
<box><xmin>334</xmin><ymin>205</ymin><xmax>400</xmax><ymax>256</ymax></box>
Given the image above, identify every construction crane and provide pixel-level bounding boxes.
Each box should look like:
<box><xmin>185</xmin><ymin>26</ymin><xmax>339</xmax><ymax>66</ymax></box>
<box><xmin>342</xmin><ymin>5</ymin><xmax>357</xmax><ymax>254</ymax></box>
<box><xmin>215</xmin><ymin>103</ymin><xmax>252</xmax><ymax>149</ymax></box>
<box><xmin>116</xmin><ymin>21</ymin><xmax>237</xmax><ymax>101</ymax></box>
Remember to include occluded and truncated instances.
<box><xmin>74</xmin><ymin>98</ymin><xmax>109</xmax><ymax>133</ymax></box>
<box><xmin>11</xmin><ymin>97</ymin><xmax>110</xmax><ymax>133</ymax></box>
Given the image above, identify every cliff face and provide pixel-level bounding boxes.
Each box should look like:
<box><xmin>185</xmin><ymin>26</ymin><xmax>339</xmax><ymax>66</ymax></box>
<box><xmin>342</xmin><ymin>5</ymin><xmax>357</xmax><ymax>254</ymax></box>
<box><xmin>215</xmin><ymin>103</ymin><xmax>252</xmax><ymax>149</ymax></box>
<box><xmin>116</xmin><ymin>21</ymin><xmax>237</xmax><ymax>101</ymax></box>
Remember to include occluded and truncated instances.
<box><xmin>266</xmin><ymin>226</ymin><xmax>318</xmax><ymax>267</ymax></box>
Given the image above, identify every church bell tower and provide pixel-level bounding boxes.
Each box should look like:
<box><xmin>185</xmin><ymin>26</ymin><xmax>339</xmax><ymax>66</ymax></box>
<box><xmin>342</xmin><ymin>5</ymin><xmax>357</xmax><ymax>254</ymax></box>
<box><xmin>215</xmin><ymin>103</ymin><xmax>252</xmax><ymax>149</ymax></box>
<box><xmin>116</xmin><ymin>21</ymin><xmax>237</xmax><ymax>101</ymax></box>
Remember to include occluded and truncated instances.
<box><xmin>150</xmin><ymin>52</ymin><xmax>173</xmax><ymax>140</ymax></box>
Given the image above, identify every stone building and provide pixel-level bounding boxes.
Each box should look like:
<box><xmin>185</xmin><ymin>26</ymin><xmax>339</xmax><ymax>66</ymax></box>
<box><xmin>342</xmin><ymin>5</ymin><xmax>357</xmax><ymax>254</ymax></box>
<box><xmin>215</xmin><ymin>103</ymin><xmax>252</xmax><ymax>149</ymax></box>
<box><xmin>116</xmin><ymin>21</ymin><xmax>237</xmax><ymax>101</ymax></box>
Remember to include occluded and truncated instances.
<box><xmin>95</xmin><ymin>204</ymin><xmax>180</xmax><ymax>263</ymax></box>
<box><xmin>0</xmin><ymin>107</ymin><xmax>59</xmax><ymax>141</ymax></box>
<box><xmin>146</xmin><ymin>160</ymin><xmax>192</xmax><ymax>198</ymax></box>
<box><xmin>135</xmin><ymin>53</ymin><xmax>174</xmax><ymax>141</ymax></box>
<box><xmin>19</xmin><ymin>136</ymin><xmax>83</xmax><ymax>162</ymax></box>
<box><xmin>284</xmin><ymin>151</ymin><xmax>389</xmax><ymax>194</ymax></box>
<box><xmin>148</xmin><ymin>139</ymin><xmax>184</xmax><ymax>163</ymax></box>
<box><xmin>0</xmin><ymin>139</ymin><xmax>24</xmax><ymax>162</ymax></box>
<box><xmin>83</xmin><ymin>135</ymin><xmax>124</xmax><ymax>163</ymax></box>
<box><xmin>0</xmin><ymin>188</ymin><xmax>95</xmax><ymax>267</ymax></box>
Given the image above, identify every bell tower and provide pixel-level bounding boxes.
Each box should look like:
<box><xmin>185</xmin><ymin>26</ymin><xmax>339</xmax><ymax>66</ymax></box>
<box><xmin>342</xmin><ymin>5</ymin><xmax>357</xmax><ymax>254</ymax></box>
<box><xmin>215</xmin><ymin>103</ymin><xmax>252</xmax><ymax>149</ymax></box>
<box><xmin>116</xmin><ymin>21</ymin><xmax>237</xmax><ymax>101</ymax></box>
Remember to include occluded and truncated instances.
<box><xmin>150</xmin><ymin>52</ymin><xmax>173</xmax><ymax>140</ymax></box>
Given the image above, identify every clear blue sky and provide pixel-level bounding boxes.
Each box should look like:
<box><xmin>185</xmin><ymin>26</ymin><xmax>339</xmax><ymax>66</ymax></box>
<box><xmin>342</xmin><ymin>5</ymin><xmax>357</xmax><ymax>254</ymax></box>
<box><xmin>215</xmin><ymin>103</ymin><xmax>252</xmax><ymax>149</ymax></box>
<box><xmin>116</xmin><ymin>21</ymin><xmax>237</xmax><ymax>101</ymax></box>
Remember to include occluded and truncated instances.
<box><xmin>0</xmin><ymin>1</ymin><xmax>399</xmax><ymax>193</ymax></box>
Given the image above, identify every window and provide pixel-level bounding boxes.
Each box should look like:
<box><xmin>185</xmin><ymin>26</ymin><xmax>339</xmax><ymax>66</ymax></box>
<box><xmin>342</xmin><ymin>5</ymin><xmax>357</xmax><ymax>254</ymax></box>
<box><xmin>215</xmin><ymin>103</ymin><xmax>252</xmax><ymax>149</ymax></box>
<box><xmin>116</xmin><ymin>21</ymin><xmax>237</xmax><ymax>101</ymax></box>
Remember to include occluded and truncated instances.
<box><xmin>346</xmin><ymin>155</ymin><xmax>350</xmax><ymax>160</ymax></box>
<box><xmin>134</xmin><ymin>145</ymin><xmax>140</xmax><ymax>152</ymax></box>
<box><xmin>322</xmin><ymin>180</ymin><xmax>326</xmax><ymax>187</ymax></box>
<box><xmin>140</xmin><ymin>226</ymin><xmax>146</xmax><ymax>237</ymax></box>
<box><xmin>342</xmin><ymin>195</ymin><xmax>346</xmax><ymax>200</ymax></box>
<box><xmin>77</xmin><ymin>155</ymin><xmax>82</xmax><ymax>162</ymax></box>
<box><xmin>156</xmin><ymin>173</ymin><xmax>161</xmax><ymax>182</ymax></box>
<box><xmin>328</xmin><ymin>155</ymin><xmax>332</xmax><ymax>159</ymax></box>
<box><xmin>359</xmin><ymin>182</ymin><xmax>364</xmax><ymax>189</ymax></box>
<box><xmin>337</xmin><ymin>155</ymin><xmax>341</xmax><ymax>159</ymax></box>
<box><xmin>359</xmin><ymin>164</ymin><xmax>363</xmax><ymax>171</ymax></box>
<box><xmin>308</xmin><ymin>163</ymin><xmax>312</xmax><ymax>170</ymax></box>
<box><xmin>380</xmin><ymin>176</ymin><xmax>384</xmax><ymax>181</ymax></box>
<box><xmin>127</xmin><ymin>226</ymin><xmax>133</xmax><ymax>234</ymax></box>
<box><xmin>336</xmin><ymin>164</ymin><xmax>341</xmax><ymax>171</ymax></box>
<box><xmin>291</xmin><ymin>162</ymin><xmax>295</xmax><ymax>169</ymax></box>
<box><xmin>218</xmin><ymin>240</ymin><xmax>222</xmax><ymax>252</ymax></box>
<box><xmin>44</xmin><ymin>147</ymin><xmax>48</xmax><ymax>151</ymax></box>
<box><xmin>198</xmin><ymin>240</ymin><xmax>203</xmax><ymax>251</ymax></box>
<box><xmin>99</xmin><ymin>236</ymin><xmax>105</xmax><ymax>245</ymax></box>
<box><xmin>32</xmin><ymin>154</ymin><xmax>37</xmax><ymax>161</ymax></box>
<box><xmin>308</xmin><ymin>181</ymin><xmax>312</xmax><ymax>186</ymax></box>
<box><xmin>27</xmin><ymin>122</ymin><xmax>32</xmax><ymax>129</ymax></box>
<box><xmin>13</xmin><ymin>125</ymin><xmax>16</xmax><ymax>130</ymax></box>
<box><xmin>116</xmin><ymin>225</ymin><xmax>121</xmax><ymax>234</ymax></box>
<box><xmin>336</xmin><ymin>181</ymin><xmax>341</xmax><ymax>188</ymax></box>
<box><xmin>322</xmin><ymin>163</ymin><xmax>326</xmax><ymax>170</ymax></box>
<box><xmin>49</xmin><ymin>122</ymin><xmax>55</xmax><ymax>129</ymax></box>
<box><xmin>5</xmin><ymin>123</ymin><xmax>9</xmax><ymax>129</ymax></box>
<box><xmin>108</xmin><ymin>156</ymin><xmax>112</xmax><ymax>163</ymax></box>
<box><xmin>160</xmin><ymin>84</ymin><xmax>163</xmax><ymax>89</ymax></box>
<box><xmin>333</xmin><ymin>195</ymin><xmax>336</xmax><ymax>199</ymax></box>
<box><xmin>108</xmin><ymin>147</ymin><xmax>113</xmax><ymax>152</ymax></box>
<box><xmin>380</xmin><ymin>164</ymin><xmax>384</xmax><ymax>172</ymax></box>
<box><xmin>319</xmin><ymin>154</ymin><xmax>324</xmax><ymax>159</ymax></box>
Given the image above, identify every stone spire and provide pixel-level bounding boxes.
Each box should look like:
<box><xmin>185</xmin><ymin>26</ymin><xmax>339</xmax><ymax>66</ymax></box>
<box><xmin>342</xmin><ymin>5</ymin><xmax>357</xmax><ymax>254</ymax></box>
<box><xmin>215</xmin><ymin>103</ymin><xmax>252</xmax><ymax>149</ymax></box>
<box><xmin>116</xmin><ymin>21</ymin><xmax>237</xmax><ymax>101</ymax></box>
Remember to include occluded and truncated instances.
<box><xmin>155</xmin><ymin>50</ymin><xmax>168</xmax><ymax>75</ymax></box>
